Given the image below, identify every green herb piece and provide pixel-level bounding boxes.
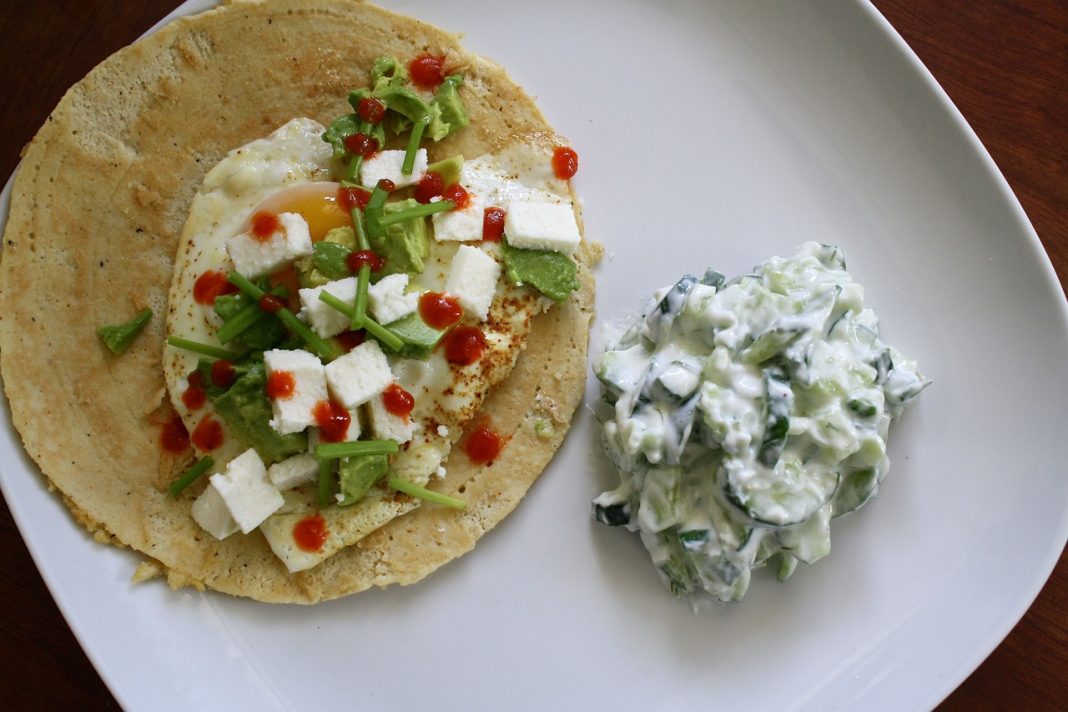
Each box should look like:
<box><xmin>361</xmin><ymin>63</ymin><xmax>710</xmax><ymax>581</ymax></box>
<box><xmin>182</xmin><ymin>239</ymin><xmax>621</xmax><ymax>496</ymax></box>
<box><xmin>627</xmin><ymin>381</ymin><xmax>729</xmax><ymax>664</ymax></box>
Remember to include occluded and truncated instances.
<box><xmin>847</xmin><ymin>399</ymin><xmax>878</xmax><ymax>418</ymax></box>
<box><xmin>317</xmin><ymin>292</ymin><xmax>404</xmax><ymax>352</ymax></box>
<box><xmin>387</xmin><ymin>477</ymin><xmax>466</xmax><ymax>511</ymax></box>
<box><xmin>213</xmin><ymin>363</ymin><xmax>307</xmax><ymax>463</ymax></box>
<box><xmin>377</xmin><ymin>200</ymin><xmax>454</xmax><ymax>226</ymax></box>
<box><xmin>214</xmin><ymin>284</ymin><xmax>287</xmax><ymax>348</ymax></box>
<box><xmin>352</xmin><ymin>264</ymin><xmax>370</xmax><ymax>330</ymax></box>
<box><xmin>315</xmin><ymin>439</ymin><xmax>399</xmax><ymax>460</ymax></box>
<box><xmin>337</xmin><ymin>454</ymin><xmax>389</xmax><ymax>506</ymax></box>
<box><xmin>311</xmin><ymin>241</ymin><xmax>353</xmax><ymax>281</ymax></box>
<box><xmin>168</xmin><ymin>456</ymin><xmax>215</xmax><ymax>498</ymax></box>
<box><xmin>167</xmin><ymin>336</ymin><xmax>235</xmax><ymax>360</ymax></box>
<box><xmin>97</xmin><ymin>308</ymin><xmax>152</xmax><ymax>354</ymax></box>
<box><xmin>323</xmin><ymin>114</ymin><xmax>359</xmax><ymax>160</ymax></box>
<box><xmin>501</xmin><ymin>239</ymin><xmax>580</xmax><ymax>302</ymax></box>
<box><xmin>402</xmin><ymin>115</ymin><xmax>430</xmax><ymax>175</ymax></box>
<box><xmin>227</xmin><ymin>272</ymin><xmax>337</xmax><ymax>360</ymax></box>
<box><xmin>317</xmin><ymin>458</ymin><xmax>334</xmax><ymax>509</ymax></box>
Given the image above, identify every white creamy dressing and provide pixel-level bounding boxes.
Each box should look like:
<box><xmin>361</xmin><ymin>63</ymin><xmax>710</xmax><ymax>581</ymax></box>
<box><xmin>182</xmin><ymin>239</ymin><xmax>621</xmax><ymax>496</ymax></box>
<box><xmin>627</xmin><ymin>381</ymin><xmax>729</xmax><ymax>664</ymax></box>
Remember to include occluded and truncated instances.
<box><xmin>593</xmin><ymin>242</ymin><xmax>929</xmax><ymax>603</ymax></box>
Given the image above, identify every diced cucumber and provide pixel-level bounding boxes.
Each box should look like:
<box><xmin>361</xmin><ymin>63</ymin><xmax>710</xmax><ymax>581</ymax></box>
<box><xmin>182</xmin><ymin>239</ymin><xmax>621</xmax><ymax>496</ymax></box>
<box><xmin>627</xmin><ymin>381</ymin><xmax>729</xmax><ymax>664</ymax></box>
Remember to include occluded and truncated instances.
<box><xmin>757</xmin><ymin>369</ymin><xmax>793</xmax><ymax>467</ymax></box>
<box><xmin>721</xmin><ymin>456</ymin><xmax>839</xmax><ymax>527</ymax></box>
<box><xmin>831</xmin><ymin>465</ymin><xmax>880</xmax><ymax>517</ymax></box>
<box><xmin>776</xmin><ymin>504</ymin><xmax>831</xmax><ymax>564</ymax></box>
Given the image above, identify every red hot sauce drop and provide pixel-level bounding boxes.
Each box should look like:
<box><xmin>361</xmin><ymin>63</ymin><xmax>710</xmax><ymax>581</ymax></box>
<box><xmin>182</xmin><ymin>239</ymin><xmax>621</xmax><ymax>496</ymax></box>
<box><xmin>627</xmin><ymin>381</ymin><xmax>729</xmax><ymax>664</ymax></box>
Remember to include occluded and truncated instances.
<box><xmin>443</xmin><ymin>325</ymin><xmax>486</xmax><ymax>366</ymax></box>
<box><xmin>211</xmin><ymin>359</ymin><xmax>237</xmax><ymax>389</ymax></box>
<box><xmin>266</xmin><ymin>370</ymin><xmax>296</xmax><ymax>400</ymax></box>
<box><xmin>552</xmin><ymin>146</ymin><xmax>579</xmax><ymax>180</ymax></box>
<box><xmin>191</xmin><ymin>414</ymin><xmax>224</xmax><ymax>452</ymax></box>
<box><xmin>251</xmin><ymin>211</ymin><xmax>281</xmax><ymax>241</ymax></box>
<box><xmin>419</xmin><ymin>291</ymin><xmax>463</xmax><ymax>330</ymax></box>
<box><xmin>160</xmin><ymin>414</ymin><xmax>190</xmax><ymax>453</ymax></box>
<box><xmin>483</xmin><ymin>207</ymin><xmax>506</xmax><ymax>241</ymax></box>
<box><xmin>382</xmin><ymin>383</ymin><xmax>415</xmax><ymax>420</ymax></box>
<box><xmin>182</xmin><ymin>371</ymin><xmax>207</xmax><ymax>410</ymax></box>
<box><xmin>414</xmin><ymin>171</ymin><xmax>444</xmax><ymax>204</ymax></box>
<box><xmin>408</xmin><ymin>53</ymin><xmax>446</xmax><ymax>90</ymax></box>
<box><xmin>464</xmin><ymin>423</ymin><xmax>504</xmax><ymax>464</ymax></box>
<box><xmin>293</xmin><ymin>514</ymin><xmax>329</xmax><ymax>553</ymax></box>
<box><xmin>193</xmin><ymin>270</ymin><xmax>237</xmax><ymax>305</ymax></box>
<box><xmin>314</xmin><ymin>400</ymin><xmax>352</xmax><ymax>443</ymax></box>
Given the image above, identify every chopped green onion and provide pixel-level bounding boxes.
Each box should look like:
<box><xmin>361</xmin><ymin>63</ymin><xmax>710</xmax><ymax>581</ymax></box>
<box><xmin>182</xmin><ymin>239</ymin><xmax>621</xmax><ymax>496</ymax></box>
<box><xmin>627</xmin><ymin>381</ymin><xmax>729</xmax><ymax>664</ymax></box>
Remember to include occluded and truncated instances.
<box><xmin>352</xmin><ymin>264</ymin><xmax>370</xmax><ymax>330</ymax></box>
<box><xmin>345</xmin><ymin>155</ymin><xmax>363</xmax><ymax>183</ymax></box>
<box><xmin>97</xmin><ymin>308</ymin><xmax>152</xmax><ymax>354</ymax></box>
<box><xmin>216</xmin><ymin>287</ymin><xmax>287</xmax><ymax>344</ymax></box>
<box><xmin>168</xmin><ymin>456</ymin><xmax>215</xmax><ymax>498</ymax></box>
<box><xmin>377</xmin><ymin>200</ymin><xmax>454</xmax><ymax>226</ymax></box>
<box><xmin>387</xmin><ymin>477</ymin><xmax>466</xmax><ymax>511</ymax></box>
<box><xmin>317</xmin><ymin>292</ymin><xmax>404</xmax><ymax>352</ymax></box>
<box><xmin>315</xmin><ymin>439</ymin><xmax>399</xmax><ymax>459</ymax></box>
<box><xmin>401</xmin><ymin>115</ymin><xmax>430</xmax><ymax>175</ymax></box>
<box><xmin>166</xmin><ymin>336</ymin><xmax>235</xmax><ymax>360</ymax></box>
<box><xmin>366</xmin><ymin>182</ymin><xmax>391</xmax><ymax>212</ymax></box>
<box><xmin>317</xmin><ymin>458</ymin><xmax>333</xmax><ymax>509</ymax></box>
<box><xmin>227</xmin><ymin>272</ymin><xmax>337</xmax><ymax>360</ymax></box>
<box><xmin>350</xmin><ymin>206</ymin><xmax>370</xmax><ymax>251</ymax></box>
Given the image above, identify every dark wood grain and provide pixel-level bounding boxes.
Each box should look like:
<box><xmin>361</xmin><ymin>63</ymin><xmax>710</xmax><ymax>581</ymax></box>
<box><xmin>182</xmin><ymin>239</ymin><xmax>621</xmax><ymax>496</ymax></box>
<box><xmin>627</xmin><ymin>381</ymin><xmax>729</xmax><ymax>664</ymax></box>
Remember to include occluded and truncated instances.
<box><xmin>0</xmin><ymin>1</ymin><xmax>1064</xmax><ymax>709</ymax></box>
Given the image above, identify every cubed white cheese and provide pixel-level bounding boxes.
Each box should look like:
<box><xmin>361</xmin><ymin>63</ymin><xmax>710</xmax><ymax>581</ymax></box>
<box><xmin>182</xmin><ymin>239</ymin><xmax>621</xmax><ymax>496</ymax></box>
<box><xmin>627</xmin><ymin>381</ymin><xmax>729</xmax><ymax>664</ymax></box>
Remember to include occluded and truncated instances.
<box><xmin>367</xmin><ymin>390</ymin><xmax>416</xmax><ymax>444</ymax></box>
<box><xmin>432</xmin><ymin>193</ymin><xmax>485</xmax><ymax>242</ymax></box>
<box><xmin>298</xmin><ymin>276</ymin><xmax>357</xmax><ymax>338</ymax></box>
<box><xmin>267</xmin><ymin>452</ymin><xmax>320</xmax><ymax>490</ymax></box>
<box><xmin>264</xmin><ymin>348</ymin><xmax>328</xmax><ymax>434</ymax></box>
<box><xmin>209</xmin><ymin>449</ymin><xmax>284</xmax><ymax>534</ymax></box>
<box><xmin>190</xmin><ymin>481</ymin><xmax>239</xmax><ymax>540</ymax></box>
<box><xmin>368</xmin><ymin>273</ymin><xmax>419</xmax><ymax>325</ymax></box>
<box><xmin>360</xmin><ymin>149</ymin><xmax>428</xmax><ymax>189</ymax></box>
<box><xmin>503</xmin><ymin>201</ymin><xmax>580</xmax><ymax>254</ymax></box>
<box><xmin>444</xmin><ymin>245</ymin><xmax>501</xmax><ymax>320</ymax></box>
<box><xmin>226</xmin><ymin>212</ymin><xmax>314</xmax><ymax>278</ymax></box>
<box><xmin>324</xmin><ymin>340</ymin><xmax>393</xmax><ymax>408</ymax></box>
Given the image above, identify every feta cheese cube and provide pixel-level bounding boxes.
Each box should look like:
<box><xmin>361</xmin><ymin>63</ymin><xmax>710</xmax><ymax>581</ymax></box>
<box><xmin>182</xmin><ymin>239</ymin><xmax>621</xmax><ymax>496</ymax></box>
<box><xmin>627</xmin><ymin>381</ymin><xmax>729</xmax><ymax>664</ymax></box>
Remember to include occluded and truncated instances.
<box><xmin>209</xmin><ymin>448</ymin><xmax>283</xmax><ymax>534</ymax></box>
<box><xmin>432</xmin><ymin>193</ymin><xmax>485</xmax><ymax>242</ymax></box>
<box><xmin>324</xmin><ymin>340</ymin><xmax>393</xmax><ymax>408</ymax></box>
<box><xmin>267</xmin><ymin>452</ymin><xmax>320</xmax><ymax>490</ymax></box>
<box><xmin>227</xmin><ymin>212</ymin><xmax>314</xmax><ymax>278</ymax></box>
<box><xmin>444</xmin><ymin>245</ymin><xmax>501</xmax><ymax>320</ymax></box>
<box><xmin>368</xmin><ymin>273</ymin><xmax>419</xmax><ymax>325</ymax></box>
<box><xmin>264</xmin><ymin>349</ymin><xmax>328</xmax><ymax>434</ymax></box>
<box><xmin>191</xmin><ymin>481</ymin><xmax>239</xmax><ymax>540</ymax></box>
<box><xmin>367</xmin><ymin>390</ymin><xmax>416</xmax><ymax>444</ymax></box>
<box><xmin>360</xmin><ymin>149</ymin><xmax>428</xmax><ymax>189</ymax></box>
<box><xmin>298</xmin><ymin>276</ymin><xmax>357</xmax><ymax>338</ymax></box>
<box><xmin>503</xmin><ymin>201</ymin><xmax>580</xmax><ymax>254</ymax></box>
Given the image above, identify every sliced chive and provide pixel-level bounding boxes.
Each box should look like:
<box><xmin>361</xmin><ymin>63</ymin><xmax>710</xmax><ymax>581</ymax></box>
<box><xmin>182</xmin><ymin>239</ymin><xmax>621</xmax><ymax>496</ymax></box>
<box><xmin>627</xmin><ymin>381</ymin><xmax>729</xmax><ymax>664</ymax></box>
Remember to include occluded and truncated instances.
<box><xmin>227</xmin><ymin>272</ymin><xmax>337</xmax><ymax>360</ymax></box>
<box><xmin>352</xmin><ymin>264</ymin><xmax>370</xmax><ymax>330</ymax></box>
<box><xmin>387</xmin><ymin>477</ymin><xmax>466</xmax><ymax>511</ymax></box>
<box><xmin>315</xmin><ymin>439</ymin><xmax>399</xmax><ymax>459</ymax></box>
<box><xmin>366</xmin><ymin>182</ymin><xmax>391</xmax><ymax>213</ymax></box>
<box><xmin>361</xmin><ymin>316</ymin><xmax>404</xmax><ymax>352</ymax></box>
<box><xmin>317</xmin><ymin>458</ymin><xmax>333</xmax><ymax>509</ymax></box>
<box><xmin>317</xmin><ymin>292</ymin><xmax>403</xmax><ymax>352</ymax></box>
<box><xmin>168</xmin><ymin>456</ymin><xmax>215</xmax><ymax>498</ymax></box>
<box><xmin>345</xmin><ymin>155</ymin><xmax>363</xmax><ymax>183</ymax></box>
<box><xmin>350</xmin><ymin>206</ymin><xmax>370</xmax><ymax>251</ymax></box>
<box><xmin>216</xmin><ymin>287</ymin><xmax>287</xmax><ymax>344</ymax></box>
<box><xmin>377</xmin><ymin>200</ymin><xmax>454</xmax><ymax>226</ymax></box>
<box><xmin>401</xmin><ymin>115</ymin><xmax>430</xmax><ymax>175</ymax></box>
<box><xmin>364</xmin><ymin>183</ymin><xmax>390</xmax><ymax>245</ymax></box>
<box><xmin>166</xmin><ymin>336</ymin><xmax>235</xmax><ymax>360</ymax></box>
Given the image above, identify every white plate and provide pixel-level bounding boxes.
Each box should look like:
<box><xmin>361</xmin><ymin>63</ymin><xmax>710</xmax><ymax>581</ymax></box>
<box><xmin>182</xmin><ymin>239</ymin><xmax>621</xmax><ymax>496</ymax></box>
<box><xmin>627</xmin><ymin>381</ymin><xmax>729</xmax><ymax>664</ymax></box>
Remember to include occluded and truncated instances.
<box><xmin>2</xmin><ymin>1</ymin><xmax>1066</xmax><ymax>709</ymax></box>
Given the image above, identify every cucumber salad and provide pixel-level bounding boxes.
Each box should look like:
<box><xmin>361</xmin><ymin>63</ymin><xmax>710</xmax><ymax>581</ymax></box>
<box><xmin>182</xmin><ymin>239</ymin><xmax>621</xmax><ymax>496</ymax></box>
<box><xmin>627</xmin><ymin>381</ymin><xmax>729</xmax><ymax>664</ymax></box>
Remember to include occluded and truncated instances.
<box><xmin>592</xmin><ymin>242</ymin><xmax>929</xmax><ymax>603</ymax></box>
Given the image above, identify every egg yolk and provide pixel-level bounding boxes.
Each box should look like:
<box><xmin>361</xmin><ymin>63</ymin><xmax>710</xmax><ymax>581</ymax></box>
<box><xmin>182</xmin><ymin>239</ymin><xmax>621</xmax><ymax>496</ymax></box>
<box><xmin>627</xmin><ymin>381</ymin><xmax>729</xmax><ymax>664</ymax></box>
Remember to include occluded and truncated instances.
<box><xmin>248</xmin><ymin>182</ymin><xmax>349</xmax><ymax>242</ymax></box>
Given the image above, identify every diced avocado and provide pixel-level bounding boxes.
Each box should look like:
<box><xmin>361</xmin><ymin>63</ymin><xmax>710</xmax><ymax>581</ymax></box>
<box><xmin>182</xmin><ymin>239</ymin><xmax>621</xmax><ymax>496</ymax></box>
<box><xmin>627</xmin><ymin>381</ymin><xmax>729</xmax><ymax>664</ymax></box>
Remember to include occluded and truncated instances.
<box><xmin>297</xmin><ymin>227</ymin><xmax>355</xmax><ymax>288</ymax></box>
<box><xmin>428</xmin><ymin>75</ymin><xmax>469</xmax><ymax>141</ymax></box>
<box><xmin>501</xmin><ymin>239</ymin><xmax>579</xmax><ymax>302</ymax></box>
<box><xmin>322</xmin><ymin>113</ymin><xmax>359</xmax><ymax>160</ymax></box>
<box><xmin>370</xmin><ymin>56</ymin><xmax>408</xmax><ymax>90</ymax></box>
<box><xmin>212</xmin><ymin>364</ymin><xmax>307</xmax><ymax>464</ymax></box>
<box><xmin>373</xmin><ymin>84</ymin><xmax>431</xmax><ymax>127</ymax></box>
<box><xmin>337</xmin><ymin>454</ymin><xmax>389</xmax><ymax>506</ymax></box>
<box><xmin>214</xmin><ymin>284</ymin><xmax>286</xmax><ymax>350</ymax></box>
<box><xmin>426</xmin><ymin>154</ymin><xmax>464</xmax><ymax>186</ymax></box>
<box><xmin>385</xmin><ymin>312</ymin><xmax>446</xmax><ymax>359</ymax></box>
<box><xmin>371</xmin><ymin>198</ymin><xmax>430</xmax><ymax>277</ymax></box>
<box><xmin>96</xmin><ymin>308</ymin><xmax>152</xmax><ymax>354</ymax></box>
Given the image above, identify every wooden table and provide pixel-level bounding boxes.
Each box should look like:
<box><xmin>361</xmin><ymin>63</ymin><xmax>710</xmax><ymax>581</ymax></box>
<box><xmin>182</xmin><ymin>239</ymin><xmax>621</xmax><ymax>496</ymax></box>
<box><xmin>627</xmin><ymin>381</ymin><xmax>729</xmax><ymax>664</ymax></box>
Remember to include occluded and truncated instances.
<box><xmin>0</xmin><ymin>1</ymin><xmax>1063</xmax><ymax>708</ymax></box>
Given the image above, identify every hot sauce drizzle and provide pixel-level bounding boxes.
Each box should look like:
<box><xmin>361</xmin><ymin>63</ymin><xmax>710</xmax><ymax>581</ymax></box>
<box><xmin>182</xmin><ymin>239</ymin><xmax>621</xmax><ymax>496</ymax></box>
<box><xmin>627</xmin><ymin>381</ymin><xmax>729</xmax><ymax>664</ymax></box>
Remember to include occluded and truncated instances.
<box><xmin>552</xmin><ymin>146</ymin><xmax>579</xmax><ymax>180</ymax></box>
<box><xmin>314</xmin><ymin>400</ymin><xmax>351</xmax><ymax>443</ymax></box>
<box><xmin>193</xmin><ymin>270</ymin><xmax>237</xmax><ymax>305</ymax></box>
<box><xmin>442</xmin><ymin>183</ymin><xmax>470</xmax><ymax>210</ymax></box>
<box><xmin>191</xmin><ymin>414</ymin><xmax>224</xmax><ymax>451</ymax></box>
<box><xmin>408</xmin><ymin>53</ymin><xmax>446</xmax><ymax>90</ymax></box>
<box><xmin>251</xmin><ymin>211</ymin><xmax>281</xmax><ymax>240</ymax></box>
<box><xmin>443</xmin><ymin>325</ymin><xmax>486</xmax><ymax>365</ymax></box>
<box><xmin>464</xmin><ymin>422</ymin><xmax>504</xmax><ymax>464</ymax></box>
<box><xmin>418</xmin><ymin>292</ymin><xmax>463</xmax><ymax>330</ymax></box>
<box><xmin>482</xmin><ymin>207</ymin><xmax>506</xmax><ymax>241</ymax></box>
<box><xmin>182</xmin><ymin>371</ymin><xmax>207</xmax><ymax>410</ymax></box>
<box><xmin>211</xmin><ymin>359</ymin><xmax>236</xmax><ymax>389</ymax></box>
<box><xmin>266</xmin><ymin>370</ymin><xmax>296</xmax><ymax>399</ymax></box>
<box><xmin>335</xmin><ymin>330</ymin><xmax>366</xmax><ymax>352</ymax></box>
<box><xmin>338</xmin><ymin>185</ymin><xmax>371</xmax><ymax>212</ymax></box>
<box><xmin>346</xmin><ymin>250</ymin><xmax>385</xmax><ymax>274</ymax></box>
<box><xmin>293</xmin><ymin>514</ymin><xmax>329</xmax><ymax>553</ymax></box>
<box><xmin>160</xmin><ymin>414</ymin><xmax>190</xmax><ymax>452</ymax></box>
<box><xmin>382</xmin><ymin>384</ymin><xmax>415</xmax><ymax>419</ymax></box>
<box><xmin>414</xmin><ymin>172</ymin><xmax>444</xmax><ymax>204</ymax></box>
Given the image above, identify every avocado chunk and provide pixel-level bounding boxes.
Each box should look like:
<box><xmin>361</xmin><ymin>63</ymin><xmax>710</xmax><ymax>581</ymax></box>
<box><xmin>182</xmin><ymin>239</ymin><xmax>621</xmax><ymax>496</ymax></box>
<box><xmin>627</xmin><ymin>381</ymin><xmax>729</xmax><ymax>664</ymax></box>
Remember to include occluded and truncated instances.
<box><xmin>296</xmin><ymin>227</ymin><xmax>355</xmax><ymax>288</ymax></box>
<box><xmin>214</xmin><ymin>282</ymin><xmax>287</xmax><ymax>350</ymax></box>
<box><xmin>426</xmin><ymin>154</ymin><xmax>464</xmax><ymax>187</ymax></box>
<box><xmin>337</xmin><ymin>454</ymin><xmax>390</xmax><ymax>506</ymax></box>
<box><xmin>212</xmin><ymin>363</ymin><xmax>307</xmax><ymax>464</ymax></box>
<box><xmin>386</xmin><ymin>312</ymin><xmax>446</xmax><ymax>359</ymax></box>
<box><xmin>370</xmin><ymin>198</ymin><xmax>430</xmax><ymax>277</ymax></box>
<box><xmin>501</xmin><ymin>239</ymin><xmax>580</xmax><ymax>302</ymax></box>
<box><xmin>428</xmin><ymin>75</ymin><xmax>469</xmax><ymax>141</ymax></box>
